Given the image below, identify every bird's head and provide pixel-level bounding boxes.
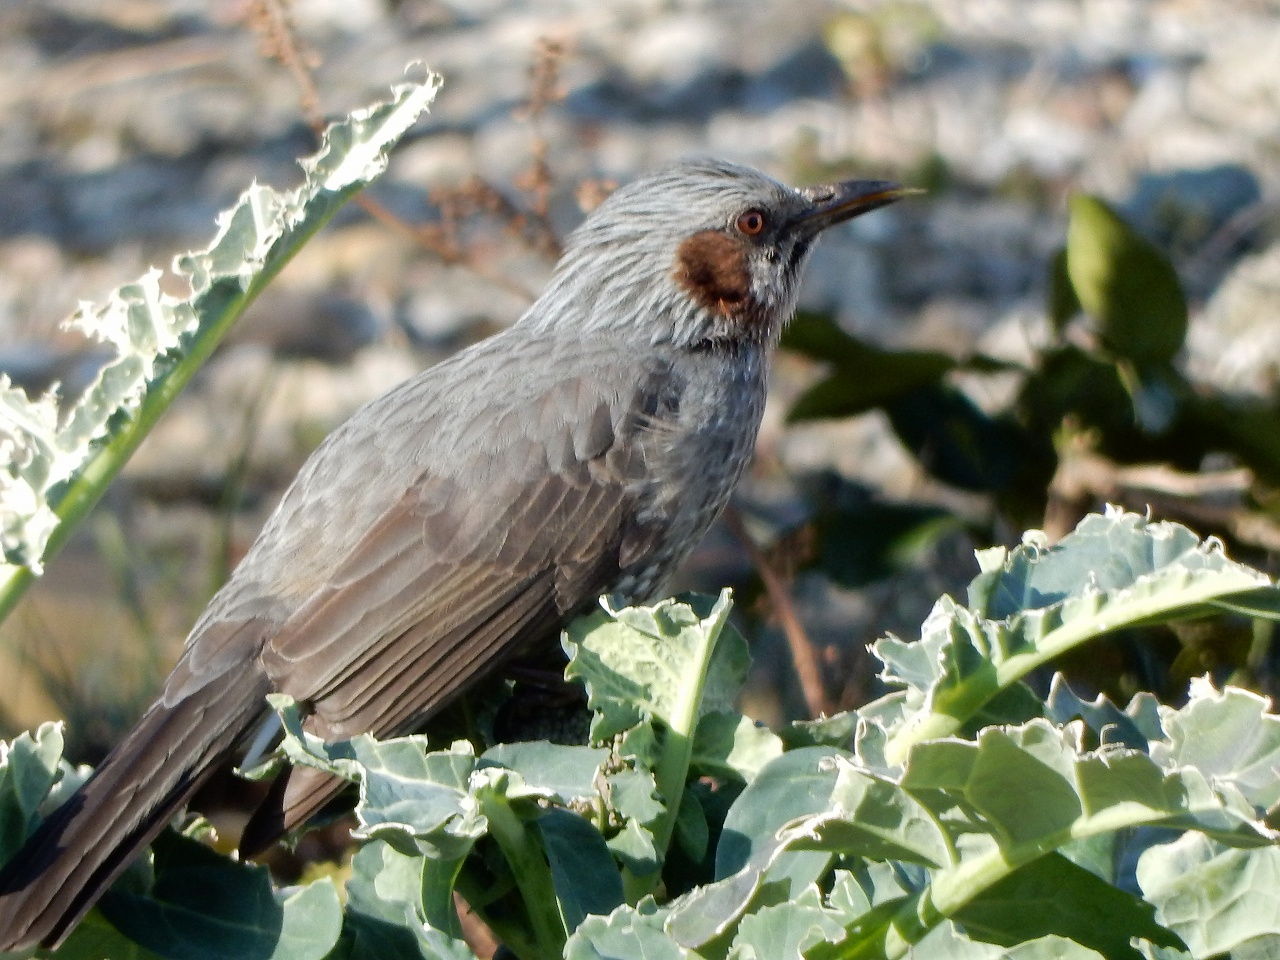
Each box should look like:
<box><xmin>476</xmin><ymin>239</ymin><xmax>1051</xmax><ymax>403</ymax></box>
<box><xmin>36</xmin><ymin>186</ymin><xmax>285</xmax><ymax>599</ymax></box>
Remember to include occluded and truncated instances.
<box><xmin>529</xmin><ymin>158</ymin><xmax>914</xmax><ymax>349</ymax></box>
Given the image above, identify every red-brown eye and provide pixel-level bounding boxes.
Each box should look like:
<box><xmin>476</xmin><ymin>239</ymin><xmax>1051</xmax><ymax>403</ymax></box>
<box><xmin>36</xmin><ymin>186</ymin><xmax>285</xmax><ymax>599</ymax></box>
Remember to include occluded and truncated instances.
<box><xmin>736</xmin><ymin>209</ymin><xmax>766</xmax><ymax>236</ymax></box>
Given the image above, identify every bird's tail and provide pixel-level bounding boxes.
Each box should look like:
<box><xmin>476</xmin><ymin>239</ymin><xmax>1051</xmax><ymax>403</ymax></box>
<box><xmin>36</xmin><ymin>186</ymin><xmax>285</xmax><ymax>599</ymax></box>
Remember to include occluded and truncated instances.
<box><xmin>0</xmin><ymin>662</ymin><xmax>271</xmax><ymax>950</ymax></box>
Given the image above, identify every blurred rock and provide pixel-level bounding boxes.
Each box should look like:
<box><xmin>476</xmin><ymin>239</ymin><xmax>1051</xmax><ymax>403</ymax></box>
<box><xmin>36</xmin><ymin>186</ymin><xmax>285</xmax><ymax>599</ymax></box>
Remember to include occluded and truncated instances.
<box><xmin>1123</xmin><ymin>165</ymin><xmax>1261</xmax><ymax>253</ymax></box>
<box><xmin>1187</xmin><ymin>242</ymin><xmax>1280</xmax><ymax>399</ymax></box>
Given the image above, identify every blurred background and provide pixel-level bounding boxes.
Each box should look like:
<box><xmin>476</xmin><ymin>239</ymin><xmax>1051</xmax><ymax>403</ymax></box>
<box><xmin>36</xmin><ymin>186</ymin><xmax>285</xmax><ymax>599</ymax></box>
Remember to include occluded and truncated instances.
<box><xmin>2</xmin><ymin>0</ymin><xmax>1280</xmax><ymax>765</ymax></box>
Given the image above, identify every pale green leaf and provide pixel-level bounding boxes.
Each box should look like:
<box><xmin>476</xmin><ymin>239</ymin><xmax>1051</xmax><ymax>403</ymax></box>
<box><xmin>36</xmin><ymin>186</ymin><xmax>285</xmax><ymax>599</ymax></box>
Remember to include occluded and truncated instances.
<box><xmin>690</xmin><ymin>712</ymin><xmax>784</xmax><ymax>783</ymax></box>
<box><xmin>783</xmin><ymin>759</ymin><xmax>951</xmax><ymax>867</ymax></box>
<box><xmin>0</xmin><ymin>70</ymin><xmax>439</xmax><ymax>598</ymax></box>
<box><xmin>563</xmin><ymin>590</ymin><xmax>746</xmax><ymax>742</ymax></box>
<box><xmin>0</xmin><ymin>721</ymin><xmax>66</xmax><ymax>861</ymax></box>
<box><xmin>537</xmin><ymin>808</ymin><xmax>626</xmax><ymax>932</ymax></box>
<box><xmin>873</xmin><ymin>508</ymin><xmax>1274</xmax><ymax>761</ymax></box>
<box><xmin>1151</xmin><ymin>677</ymin><xmax>1280</xmax><ymax>809</ymax></box>
<box><xmin>1138</xmin><ymin>832</ymin><xmax>1280</xmax><ymax>959</ymax></box>
<box><xmin>482</xmin><ymin>742</ymin><xmax>609</xmax><ymax>803</ymax></box>
<box><xmin>564</xmin><ymin>899</ymin><xmax>688</xmax><ymax>960</ymax></box>
<box><xmin>727</xmin><ymin>885</ymin><xmax>845</xmax><ymax>959</ymax></box>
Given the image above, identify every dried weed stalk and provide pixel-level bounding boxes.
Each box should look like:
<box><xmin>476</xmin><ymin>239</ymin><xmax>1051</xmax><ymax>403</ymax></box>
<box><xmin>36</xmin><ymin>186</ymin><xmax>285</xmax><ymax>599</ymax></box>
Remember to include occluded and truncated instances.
<box><xmin>246</xmin><ymin>8</ymin><xmax>594</xmax><ymax>297</ymax></box>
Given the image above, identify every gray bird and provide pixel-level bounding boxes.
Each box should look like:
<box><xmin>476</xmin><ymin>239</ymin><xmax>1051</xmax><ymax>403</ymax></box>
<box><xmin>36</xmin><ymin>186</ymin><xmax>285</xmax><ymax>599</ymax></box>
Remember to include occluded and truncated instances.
<box><xmin>0</xmin><ymin>158</ymin><xmax>908</xmax><ymax>949</ymax></box>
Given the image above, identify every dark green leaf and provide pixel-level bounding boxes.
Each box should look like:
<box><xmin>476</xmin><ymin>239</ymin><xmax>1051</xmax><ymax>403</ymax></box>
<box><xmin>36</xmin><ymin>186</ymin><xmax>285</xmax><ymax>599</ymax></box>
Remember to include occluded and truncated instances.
<box><xmin>886</xmin><ymin>384</ymin><xmax>1024</xmax><ymax>492</ymax></box>
<box><xmin>781</xmin><ymin>313</ymin><xmax>955</xmax><ymax>422</ymax></box>
<box><xmin>956</xmin><ymin>853</ymin><xmax>1183</xmax><ymax>960</ymax></box>
<box><xmin>1065</xmin><ymin>195</ymin><xmax>1187</xmax><ymax>367</ymax></box>
<box><xmin>0</xmin><ymin>722</ymin><xmax>64</xmax><ymax>863</ymax></box>
<box><xmin>673</xmin><ymin>790</ymin><xmax>710</xmax><ymax>863</ymax></box>
<box><xmin>1210</xmin><ymin>586</ymin><xmax>1280</xmax><ymax>620</ymax></box>
<box><xmin>98</xmin><ymin>831</ymin><xmax>343</xmax><ymax>960</ymax></box>
<box><xmin>1187</xmin><ymin>396</ymin><xmax>1280</xmax><ymax>485</ymax></box>
<box><xmin>537</xmin><ymin>808</ymin><xmax>625</xmax><ymax>932</ymax></box>
<box><xmin>1046</xmin><ymin>247</ymin><xmax>1081</xmax><ymax>336</ymax></box>
<box><xmin>51</xmin><ymin>909</ymin><xmax>166</xmax><ymax>960</ymax></box>
<box><xmin>811</xmin><ymin>494</ymin><xmax>961</xmax><ymax>587</ymax></box>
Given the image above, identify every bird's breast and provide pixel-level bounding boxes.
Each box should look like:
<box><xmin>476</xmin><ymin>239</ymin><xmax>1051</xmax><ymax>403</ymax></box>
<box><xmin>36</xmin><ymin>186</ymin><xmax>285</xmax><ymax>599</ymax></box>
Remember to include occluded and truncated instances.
<box><xmin>612</xmin><ymin>343</ymin><xmax>768</xmax><ymax>599</ymax></box>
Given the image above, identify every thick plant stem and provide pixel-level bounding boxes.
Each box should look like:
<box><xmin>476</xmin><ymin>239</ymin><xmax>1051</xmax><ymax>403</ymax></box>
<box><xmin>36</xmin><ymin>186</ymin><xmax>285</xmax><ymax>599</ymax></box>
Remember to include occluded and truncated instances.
<box><xmin>482</xmin><ymin>793</ymin><xmax>566</xmax><ymax>960</ymax></box>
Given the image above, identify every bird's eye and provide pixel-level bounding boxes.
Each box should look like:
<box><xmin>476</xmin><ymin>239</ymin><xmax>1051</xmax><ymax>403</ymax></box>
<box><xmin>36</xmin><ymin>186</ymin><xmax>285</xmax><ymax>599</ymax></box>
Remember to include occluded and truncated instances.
<box><xmin>736</xmin><ymin>209</ymin><xmax>767</xmax><ymax>236</ymax></box>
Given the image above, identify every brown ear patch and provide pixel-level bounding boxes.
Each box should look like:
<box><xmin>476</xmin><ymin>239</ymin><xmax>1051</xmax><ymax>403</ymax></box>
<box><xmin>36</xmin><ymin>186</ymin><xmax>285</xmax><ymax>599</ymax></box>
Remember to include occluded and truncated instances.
<box><xmin>674</xmin><ymin>230</ymin><xmax>750</xmax><ymax>316</ymax></box>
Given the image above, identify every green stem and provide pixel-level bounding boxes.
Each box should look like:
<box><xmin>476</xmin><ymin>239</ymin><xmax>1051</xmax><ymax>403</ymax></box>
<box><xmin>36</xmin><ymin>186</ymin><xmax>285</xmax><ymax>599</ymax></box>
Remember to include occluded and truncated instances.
<box><xmin>0</xmin><ymin>188</ymin><xmax>354</xmax><ymax>629</ymax></box>
<box><xmin>482</xmin><ymin>795</ymin><xmax>565</xmax><ymax>960</ymax></box>
<box><xmin>836</xmin><ymin>793</ymin><xmax>1226</xmax><ymax>959</ymax></box>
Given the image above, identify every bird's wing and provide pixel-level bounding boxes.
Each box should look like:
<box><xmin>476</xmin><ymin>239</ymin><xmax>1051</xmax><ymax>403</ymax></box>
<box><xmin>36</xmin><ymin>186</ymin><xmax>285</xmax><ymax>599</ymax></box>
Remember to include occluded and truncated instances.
<box><xmin>250</xmin><ymin>379</ymin><xmax>654</xmax><ymax>744</ymax></box>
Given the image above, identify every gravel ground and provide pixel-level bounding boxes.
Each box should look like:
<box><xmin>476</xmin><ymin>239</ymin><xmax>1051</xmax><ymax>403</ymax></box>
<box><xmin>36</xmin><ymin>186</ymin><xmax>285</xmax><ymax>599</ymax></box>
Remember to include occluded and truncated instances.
<box><xmin>2</xmin><ymin>0</ymin><xmax>1279</xmax><ymax>736</ymax></box>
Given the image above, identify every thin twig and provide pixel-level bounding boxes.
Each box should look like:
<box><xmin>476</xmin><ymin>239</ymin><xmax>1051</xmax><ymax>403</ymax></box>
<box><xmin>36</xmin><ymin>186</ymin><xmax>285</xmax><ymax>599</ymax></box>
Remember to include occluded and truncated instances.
<box><xmin>353</xmin><ymin>191</ymin><xmax>540</xmax><ymax>302</ymax></box>
<box><xmin>246</xmin><ymin>0</ymin><xmax>323</xmax><ymax>130</ymax></box>
<box><xmin>245</xmin><ymin>6</ymin><xmax>566</xmax><ymax>303</ymax></box>
<box><xmin>724</xmin><ymin>507</ymin><xmax>834</xmax><ymax>718</ymax></box>
<box><xmin>1045</xmin><ymin>437</ymin><xmax>1280</xmax><ymax>551</ymax></box>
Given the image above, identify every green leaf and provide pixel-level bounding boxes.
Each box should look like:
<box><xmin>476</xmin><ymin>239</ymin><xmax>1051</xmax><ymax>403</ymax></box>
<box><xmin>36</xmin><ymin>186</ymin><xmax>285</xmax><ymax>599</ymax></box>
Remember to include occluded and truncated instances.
<box><xmin>663</xmin><ymin>748</ymin><xmax>846</xmax><ymax>949</ymax></box>
<box><xmin>0</xmin><ymin>722</ymin><xmax>66</xmax><ymax>862</ymax></box>
<box><xmin>344</xmin><ymin>841</ymin><xmax>477</xmax><ymax>960</ymax></box>
<box><xmin>1210</xmin><ymin>585</ymin><xmax>1280</xmax><ymax>620</ymax></box>
<box><xmin>606</xmin><ymin>766</ymin><xmax>664</xmax><ymax>826</ymax></box>
<box><xmin>715</xmin><ymin>747</ymin><xmax>846</xmax><ymax>880</ymax></box>
<box><xmin>0</xmin><ymin>71</ymin><xmax>442</xmax><ymax>616</ymax></box>
<box><xmin>903</xmin><ymin>718</ymin><xmax>1272</xmax><ymax>849</ymax></box>
<box><xmin>565</xmin><ymin>590</ymin><xmax>745</xmax><ymax>894</ymax></box>
<box><xmin>809</xmin><ymin>495</ymin><xmax>962</xmax><ymax>589</ymax></box>
<box><xmin>51</xmin><ymin>909</ymin><xmax>167</xmax><ymax>960</ymax></box>
<box><xmin>1151</xmin><ymin>678</ymin><xmax>1280</xmax><ymax>810</ymax></box>
<box><xmin>606</xmin><ymin>818</ymin><xmax>662</xmax><ymax>878</ymax></box>
<box><xmin>873</xmin><ymin>508</ymin><xmax>1274</xmax><ymax>761</ymax></box>
<box><xmin>481</xmin><ymin>742</ymin><xmax>609</xmax><ymax>803</ymax></box>
<box><xmin>1047</xmin><ymin>247</ymin><xmax>1081</xmax><ymax>336</ymax></box>
<box><xmin>885</xmin><ymin>383</ymin><xmax>1024</xmax><ymax>492</ymax></box>
<box><xmin>785</xmin><ymin>760</ymin><xmax>951</xmax><ymax>868</ymax></box>
<box><xmin>1188</xmin><ymin>398</ymin><xmax>1280</xmax><ymax>486</ymax></box>
<box><xmin>271</xmin><ymin>695</ymin><xmax>485</xmax><ymax>859</ymax></box>
<box><xmin>781</xmin><ymin>312</ymin><xmax>956</xmax><ymax>423</ymax></box>
<box><xmin>821</xmin><ymin>709</ymin><xmax>1279</xmax><ymax>959</ymax></box>
<box><xmin>1138</xmin><ymin>832</ymin><xmax>1280</xmax><ymax>958</ymax></box>
<box><xmin>1065</xmin><ymin>194</ymin><xmax>1188</xmax><ymax>366</ymax></box>
<box><xmin>895</xmin><ymin>926</ymin><xmax>1110</xmax><ymax>960</ymax></box>
<box><xmin>563</xmin><ymin>591</ymin><xmax>747</xmax><ymax>743</ymax></box>
<box><xmin>690</xmin><ymin>712</ymin><xmax>784</xmax><ymax>783</ymax></box>
<box><xmin>954</xmin><ymin>853</ymin><xmax>1183</xmax><ymax>960</ymax></box>
<box><xmin>98</xmin><ymin>831</ymin><xmax>343</xmax><ymax>960</ymax></box>
<box><xmin>564</xmin><ymin>899</ymin><xmax>689</xmax><ymax>960</ymax></box>
<box><xmin>537</xmin><ymin>808</ymin><xmax>626</xmax><ymax>933</ymax></box>
<box><xmin>727</xmin><ymin>885</ymin><xmax>845</xmax><ymax>959</ymax></box>
<box><xmin>779</xmin><ymin>712</ymin><xmax>859</xmax><ymax>750</ymax></box>
<box><xmin>1043</xmin><ymin>674</ymin><xmax>1163</xmax><ymax>749</ymax></box>
<box><xmin>673</xmin><ymin>790</ymin><xmax>710</xmax><ymax>863</ymax></box>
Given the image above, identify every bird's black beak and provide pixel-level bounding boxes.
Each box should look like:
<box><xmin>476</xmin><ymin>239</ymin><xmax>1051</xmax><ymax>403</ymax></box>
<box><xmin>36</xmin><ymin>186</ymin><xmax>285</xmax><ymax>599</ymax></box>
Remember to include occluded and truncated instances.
<box><xmin>793</xmin><ymin>179</ymin><xmax>921</xmax><ymax>237</ymax></box>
